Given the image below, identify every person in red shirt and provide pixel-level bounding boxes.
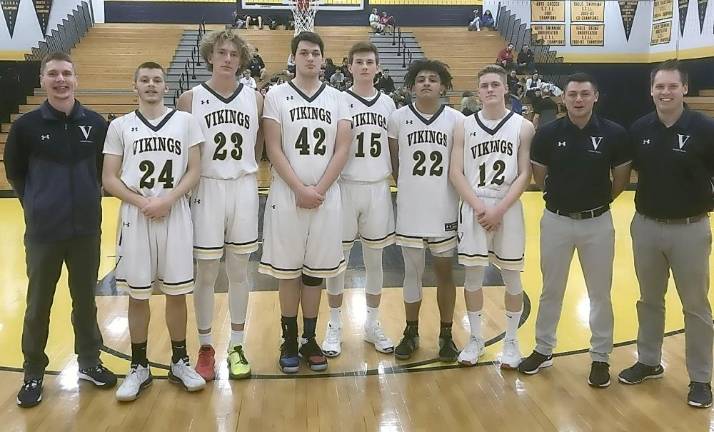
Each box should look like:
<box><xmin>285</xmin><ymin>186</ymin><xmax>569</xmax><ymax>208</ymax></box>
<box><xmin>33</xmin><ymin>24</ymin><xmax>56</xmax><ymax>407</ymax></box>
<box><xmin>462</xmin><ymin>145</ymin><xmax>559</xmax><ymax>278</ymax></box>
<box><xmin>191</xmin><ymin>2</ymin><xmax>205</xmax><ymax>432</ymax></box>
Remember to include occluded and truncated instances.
<box><xmin>497</xmin><ymin>43</ymin><xmax>515</xmax><ymax>70</ymax></box>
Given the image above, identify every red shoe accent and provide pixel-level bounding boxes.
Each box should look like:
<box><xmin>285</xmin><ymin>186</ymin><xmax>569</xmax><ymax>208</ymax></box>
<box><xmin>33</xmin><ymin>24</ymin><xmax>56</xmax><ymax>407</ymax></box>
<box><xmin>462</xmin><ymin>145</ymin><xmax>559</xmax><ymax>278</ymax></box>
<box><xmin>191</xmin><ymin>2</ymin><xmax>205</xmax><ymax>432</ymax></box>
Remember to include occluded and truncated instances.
<box><xmin>195</xmin><ymin>345</ymin><xmax>216</xmax><ymax>381</ymax></box>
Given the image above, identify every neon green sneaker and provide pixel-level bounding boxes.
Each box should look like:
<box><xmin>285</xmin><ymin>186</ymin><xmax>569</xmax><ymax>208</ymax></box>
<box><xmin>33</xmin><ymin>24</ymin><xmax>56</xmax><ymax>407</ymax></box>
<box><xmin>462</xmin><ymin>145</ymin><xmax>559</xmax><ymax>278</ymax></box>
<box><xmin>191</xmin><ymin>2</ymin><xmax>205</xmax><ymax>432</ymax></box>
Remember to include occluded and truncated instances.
<box><xmin>227</xmin><ymin>345</ymin><xmax>251</xmax><ymax>379</ymax></box>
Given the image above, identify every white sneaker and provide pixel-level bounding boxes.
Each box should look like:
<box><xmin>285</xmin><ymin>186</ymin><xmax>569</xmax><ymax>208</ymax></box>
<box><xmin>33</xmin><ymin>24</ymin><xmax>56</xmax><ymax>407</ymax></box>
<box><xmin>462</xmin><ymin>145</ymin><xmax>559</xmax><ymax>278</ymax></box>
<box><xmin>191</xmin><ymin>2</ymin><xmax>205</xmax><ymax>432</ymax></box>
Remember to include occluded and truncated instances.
<box><xmin>364</xmin><ymin>321</ymin><xmax>395</xmax><ymax>354</ymax></box>
<box><xmin>321</xmin><ymin>321</ymin><xmax>342</xmax><ymax>357</ymax></box>
<box><xmin>169</xmin><ymin>358</ymin><xmax>206</xmax><ymax>392</ymax></box>
<box><xmin>501</xmin><ymin>339</ymin><xmax>522</xmax><ymax>369</ymax></box>
<box><xmin>458</xmin><ymin>337</ymin><xmax>485</xmax><ymax>366</ymax></box>
<box><xmin>116</xmin><ymin>365</ymin><xmax>152</xmax><ymax>402</ymax></box>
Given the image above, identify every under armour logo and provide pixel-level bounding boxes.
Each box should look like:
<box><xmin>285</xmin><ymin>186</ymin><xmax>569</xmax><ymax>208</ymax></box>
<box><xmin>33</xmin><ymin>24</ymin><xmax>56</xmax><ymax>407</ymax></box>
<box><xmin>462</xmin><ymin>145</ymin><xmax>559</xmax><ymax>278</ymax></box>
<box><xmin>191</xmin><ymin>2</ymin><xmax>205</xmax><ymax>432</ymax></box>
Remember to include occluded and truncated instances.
<box><xmin>40</xmin><ymin>134</ymin><xmax>50</xmax><ymax>140</ymax></box>
<box><xmin>642</xmin><ymin>139</ymin><xmax>650</xmax><ymax>145</ymax></box>
<box><xmin>192</xmin><ymin>198</ymin><xmax>201</xmax><ymax>204</ymax></box>
<box><xmin>131</xmin><ymin>127</ymin><xmax>139</xmax><ymax>132</ymax></box>
<box><xmin>123</xmin><ymin>222</ymin><xmax>131</xmax><ymax>227</ymax></box>
<box><xmin>78</xmin><ymin>125</ymin><xmax>93</xmax><ymax>140</ymax></box>
<box><xmin>557</xmin><ymin>141</ymin><xmax>566</xmax><ymax>147</ymax></box>
<box><xmin>201</xmin><ymin>100</ymin><xmax>210</xmax><ymax>105</ymax></box>
<box><xmin>350</xmin><ymin>104</ymin><xmax>354</xmax><ymax>108</ymax></box>
<box><xmin>590</xmin><ymin>136</ymin><xmax>603</xmax><ymax>151</ymax></box>
<box><xmin>406</xmin><ymin>120</ymin><xmax>413</xmax><ymax>125</ymax></box>
<box><xmin>677</xmin><ymin>134</ymin><xmax>690</xmax><ymax>149</ymax></box>
<box><xmin>286</xmin><ymin>96</ymin><xmax>294</xmax><ymax>101</ymax></box>
<box><xmin>271</xmin><ymin>204</ymin><xmax>276</xmax><ymax>209</ymax></box>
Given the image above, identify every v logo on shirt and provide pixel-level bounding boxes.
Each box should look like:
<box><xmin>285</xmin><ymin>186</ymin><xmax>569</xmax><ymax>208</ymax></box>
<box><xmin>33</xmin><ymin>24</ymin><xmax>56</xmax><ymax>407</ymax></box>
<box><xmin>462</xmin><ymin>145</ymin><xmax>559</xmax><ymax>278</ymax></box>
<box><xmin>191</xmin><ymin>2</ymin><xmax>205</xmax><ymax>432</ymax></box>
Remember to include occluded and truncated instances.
<box><xmin>590</xmin><ymin>136</ymin><xmax>604</xmax><ymax>151</ymax></box>
<box><xmin>78</xmin><ymin>125</ymin><xmax>93</xmax><ymax>140</ymax></box>
<box><xmin>677</xmin><ymin>134</ymin><xmax>691</xmax><ymax>149</ymax></box>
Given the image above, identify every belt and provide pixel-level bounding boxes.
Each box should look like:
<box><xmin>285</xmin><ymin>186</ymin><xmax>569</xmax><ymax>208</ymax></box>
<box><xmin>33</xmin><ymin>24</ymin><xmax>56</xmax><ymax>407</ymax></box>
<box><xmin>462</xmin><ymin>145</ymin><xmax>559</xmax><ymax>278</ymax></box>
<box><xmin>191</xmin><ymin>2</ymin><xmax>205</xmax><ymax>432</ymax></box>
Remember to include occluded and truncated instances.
<box><xmin>641</xmin><ymin>213</ymin><xmax>708</xmax><ymax>224</ymax></box>
<box><xmin>547</xmin><ymin>205</ymin><xmax>609</xmax><ymax>220</ymax></box>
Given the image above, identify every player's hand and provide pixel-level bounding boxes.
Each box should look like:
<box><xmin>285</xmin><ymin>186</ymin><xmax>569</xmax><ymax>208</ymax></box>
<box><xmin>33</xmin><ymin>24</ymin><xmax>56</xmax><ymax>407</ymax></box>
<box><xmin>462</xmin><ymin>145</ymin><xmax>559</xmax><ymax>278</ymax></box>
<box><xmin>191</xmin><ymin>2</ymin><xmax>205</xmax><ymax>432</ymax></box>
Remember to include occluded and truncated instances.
<box><xmin>477</xmin><ymin>206</ymin><xmax>504</xmax><ymax>231</ymax></box>
<box><xmin>296</xmin><ymin>185</ymin><xmax>324</xmax><ymax>209</ymax></box>
<box><xmin>141</xmin><ymin>196</ymin><xmax>172</xmax><ymax>219</ymax></box>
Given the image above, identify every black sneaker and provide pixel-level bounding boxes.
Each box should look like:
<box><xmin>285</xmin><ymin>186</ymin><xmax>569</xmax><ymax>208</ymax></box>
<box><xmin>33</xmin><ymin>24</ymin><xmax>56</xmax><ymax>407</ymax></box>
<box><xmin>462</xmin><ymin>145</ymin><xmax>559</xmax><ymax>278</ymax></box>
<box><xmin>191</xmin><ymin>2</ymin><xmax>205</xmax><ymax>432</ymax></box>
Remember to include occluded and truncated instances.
<box><xmin>17</xmin><ymin>378</ymin><xmax>43</xmax><ymax>408</ymax></box>
<box><xmin>78</xmin><ymin>364</ymin><xmax>118</xmax><ymax>388</ymax></box>
<box><xmin>688</xmin><ymin>382</ymin><xmax>713</xmax><ymax>408</ymax></box>
<box><xmin>588</xmin><ymin>361</ymin><xmax>611</xmax><ymax>388</ymax></box>
<box><xmin>618</xmin><ymin>362</ymin><xmax>664</xmax><ymax>384</ymax></box>
<box><xmin>298</xmin><ymin>337</ymin><xmax>328</xmax><ymax>372</ymax></box>
<box><xmin>394</xmin><ymin>326</ymin><xmax>419</xmax><ymax>360</ymax></box>
<box><xmin>518</xmin><ymin>351</ymin><xmax>553</xmax><ymax>375</ymax></box>
<box><xmin>438</xmin><ymin>336</ymin><xmax>460</xmax><ymax>362</ymax></box>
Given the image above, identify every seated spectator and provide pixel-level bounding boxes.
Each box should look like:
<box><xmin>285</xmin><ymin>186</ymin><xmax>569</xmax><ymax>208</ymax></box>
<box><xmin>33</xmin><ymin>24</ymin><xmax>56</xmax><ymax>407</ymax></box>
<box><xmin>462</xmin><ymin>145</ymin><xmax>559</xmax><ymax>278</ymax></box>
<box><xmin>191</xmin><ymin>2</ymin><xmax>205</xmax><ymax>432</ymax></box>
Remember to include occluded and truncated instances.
<box><xmin>323</xmin><ymin>58</ymin><xmax>337</xmax><ymax>81</ymax></box>
<box><xmin>330</xmin><ymin>69</ymin><xmax>346</xmax><ymax>90</ymax></box>
<box><xmin>496</xmin><ymin>43</ymin><xmax>515</xmax><ymax>70</ymax></box>
<box><xmin>468</xmin><ymin>9</ymin><xmax>481</xmax><ymax>31</ymax></box>
<box><xmin>507</xmin><ymin>70</ymin><xmax>523</xmax><ymax>97</ymax></box>
<box><xmin>480</xmin><ymin>10</ymin><xmax>495</xmax><ymax>30</ymax></box>
<box><xmin>339</xmin><ymin>57</ymin><xmax>352</xmax><ymax>82</ymax></box>
<box><xmin>286</xmin><ymin>53</ymin><xmax>296</xmax><ymax>76</ymax></box>
<box><xmin>461</xmin><ymin>95</ymin><xmax>481</xmax><ymax>116</ymax></box>
<box><xmin>267</xmin><ymin>15</ymin><xmax>281</xmax><ymax>30</ymax></box>
<box><xmin>525</xmin><ymin>72</ymin><xmax>543</xmax><ymax>99</ymax></box>
<box><xmin>369</xmin><ymin>8</ymin><xmax>385</xmax><ymax>33</ymax></box>
<box><xmin>379</xmin><ymin>11</ymin><xmax>396</xmax><ymax>33</ymax></box>
<box><xmin>249</xmin><ymin>49</ymin><xmax>266</xmax><ymax>80</ymax></box>
<box><xmin>392</xmin><ymin>86</ymin><xmax>412</xmax><ymax>108</ymax></box>
<box><xmin>375</xmin><ymin>69</ymin><xmax>395</xmax><ymax>94</ymax></box>
<box><xmin>460</xmin><ymin>91</ymin><xmax>474</xmax><ymax>110</ymax></box>
<box><xmin>506</xmin><ymin>93</ymin><xmax>523</xmax><ymax>115</ymax></box>
<box><xmin>246</xmin><ymin>15</ymin><xmax>263</xmax><ymax>30</ymax></box>
<box><xmin>531</xmin><ymin>87</ymin><xmax>559</xmax><ymax>128</ymax></box>
<box><xmin>232</xmin><ymin>10</ymin><xmax>247</xmax><ymax>29</ymax></box>
<box><xmin>239</xmin><ymin>70</ymin><xmax>257</xmax><ymax>89</ymax></box>
<box><xmin>516</xmin><ymin>44</ymin><xmax>535</xmax><ymax>74</ymax></box>
<box><xmin>540</xmin><ymin>81</ymin><xmax>562</xmax><ymax>97</ymax></box>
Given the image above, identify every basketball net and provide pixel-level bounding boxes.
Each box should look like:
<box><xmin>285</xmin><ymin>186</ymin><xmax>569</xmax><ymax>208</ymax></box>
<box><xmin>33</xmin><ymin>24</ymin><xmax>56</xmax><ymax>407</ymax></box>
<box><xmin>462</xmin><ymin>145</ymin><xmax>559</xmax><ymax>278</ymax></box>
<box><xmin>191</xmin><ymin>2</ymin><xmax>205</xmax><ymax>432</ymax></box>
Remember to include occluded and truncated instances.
<box><xmin>288</xmin><ymin>0</ymin><xmax>318</xmax><ymax>35</ymax></box>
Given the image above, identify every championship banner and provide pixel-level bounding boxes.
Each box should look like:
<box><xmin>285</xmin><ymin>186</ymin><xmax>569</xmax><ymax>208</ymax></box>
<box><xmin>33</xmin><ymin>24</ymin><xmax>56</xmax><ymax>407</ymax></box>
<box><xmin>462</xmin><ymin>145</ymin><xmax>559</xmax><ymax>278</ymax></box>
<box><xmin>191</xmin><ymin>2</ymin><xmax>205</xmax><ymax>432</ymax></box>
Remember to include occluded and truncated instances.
<box><xmin>531</xmin><ymin>24</ymin><xmax>566</xmax><ymax>45</ymax></box>
<box><xmin>651</xmin><ymin>20</ymin><xmax>672</xmax><ymax>44</ymax></box>
<box><xmin>570</xmin><ymin>23</ymin><xmax>604</xmax><ymax>45</ymax></box>
<box><xmin>1</xmin><ymin>0</ymin><xmax>20</xmax><ymax>37</ymax></box>
<box><xmin>653</xmin><ymin>0</ymin><xmax>674</xmax><ymax>21</ymax></box>
<box><xmin>699</xmin><ymin>0</ymin><xmax>708</xmax><ymax>33</ymax></box>
<box><xmin>531</xmin><ymin>1</ymin><xmax>565</xmax><ymax>22</ymax></box>
<box><xmin>678</xmin><ymin>0</ymin><xmax>689</xmax><ymax>36</ymax></box>
<box><xmin>571</xmin><ymin>1</ymin><xmax>605</xmax><ymax>22</ymax></box>
<box><xmin>33</xmin><ymin>0</ymin><xmax>52</xmax><ymax>35</ymax></box>
<box><xmin>618</xmin><ymin>0</ymin><xmax>639</xmax><ymax>40</ymax></box>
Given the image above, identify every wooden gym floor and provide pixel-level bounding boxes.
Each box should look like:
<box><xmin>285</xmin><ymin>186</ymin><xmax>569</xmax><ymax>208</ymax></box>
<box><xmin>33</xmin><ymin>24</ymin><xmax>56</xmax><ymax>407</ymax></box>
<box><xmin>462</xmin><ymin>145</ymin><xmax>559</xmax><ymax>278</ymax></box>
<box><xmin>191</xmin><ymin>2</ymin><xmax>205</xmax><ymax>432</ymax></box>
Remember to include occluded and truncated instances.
<box><xmin>1</xmin><ymin>192</ymin><xmax>713</xmax><ymax>431</ymax></box>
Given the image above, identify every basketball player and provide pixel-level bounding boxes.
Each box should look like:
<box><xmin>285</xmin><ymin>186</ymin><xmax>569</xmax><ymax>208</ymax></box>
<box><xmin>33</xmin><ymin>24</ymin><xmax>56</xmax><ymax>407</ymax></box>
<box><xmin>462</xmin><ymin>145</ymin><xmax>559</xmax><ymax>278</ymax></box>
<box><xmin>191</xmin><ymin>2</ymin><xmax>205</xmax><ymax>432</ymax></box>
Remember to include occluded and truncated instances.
<box><xmin>387</xmin><ymin>59</ymin><xmax>464</xmax><ymax>361</ymax></box>
<box><xmin>176</xmin><ymin>29</ymin><xmax>263</xmax><ymax>381</ymax></box>
<box><xmin>259</xmin><ymin>32</ymin><xmax>352</xmax><ymax>373</ymax></box>
<box><xmin>103</xmin><ymin>62</ymin><xmax>206</xmax><ymax>401</ymax></box>
<box><xmin>449</xmin><ymin>65</ymin><xmax>534</xmax><ymax>368</ymax></box>
<box><xmin>321</xmin><ymin>42</ymin><xmax>396</xmax><ymax>357</ymax></box>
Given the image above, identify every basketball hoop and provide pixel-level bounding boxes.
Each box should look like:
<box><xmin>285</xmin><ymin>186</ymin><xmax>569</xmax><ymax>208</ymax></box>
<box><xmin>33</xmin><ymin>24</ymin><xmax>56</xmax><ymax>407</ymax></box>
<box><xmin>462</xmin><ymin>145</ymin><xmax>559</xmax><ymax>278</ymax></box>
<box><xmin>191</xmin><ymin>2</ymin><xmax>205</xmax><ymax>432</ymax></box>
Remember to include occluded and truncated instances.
<box><xmin>288</xmin><ymin>0</ymin><xmax>320</xmax><ymax>35</ymax></box>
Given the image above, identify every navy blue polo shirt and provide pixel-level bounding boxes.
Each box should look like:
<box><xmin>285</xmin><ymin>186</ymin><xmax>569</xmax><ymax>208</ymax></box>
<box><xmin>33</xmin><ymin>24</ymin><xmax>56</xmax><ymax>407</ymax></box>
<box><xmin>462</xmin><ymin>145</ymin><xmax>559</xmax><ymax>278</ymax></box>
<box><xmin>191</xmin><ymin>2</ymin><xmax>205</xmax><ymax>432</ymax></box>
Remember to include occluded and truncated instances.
<box><xmin>531</xmin><ymin>114</ymin><xmax>631</xmax><ymax>212</ymax></box>
<box><xmin>630</xmin><ymin>109</ymin><xmax>714</xmax><ymax>219</ymax></box>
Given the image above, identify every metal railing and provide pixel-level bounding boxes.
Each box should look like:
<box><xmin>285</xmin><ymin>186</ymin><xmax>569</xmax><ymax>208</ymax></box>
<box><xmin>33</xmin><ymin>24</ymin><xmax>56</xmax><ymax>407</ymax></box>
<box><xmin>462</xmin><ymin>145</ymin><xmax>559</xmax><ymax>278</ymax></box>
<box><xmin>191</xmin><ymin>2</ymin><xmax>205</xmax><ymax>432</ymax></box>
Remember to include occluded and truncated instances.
<box><xmin>393</xmin><ymin>27</ymin><xmax>413</xmax><ymax>68</ymax></box>
<box><xmin>173</xmin><ymin>20</ymin><xmax>206</xmax><ymax>106</ymax></box>
<box><xmin>25</xmin><ymin>1</ymin><xmax>94</xmax><ymax>60</ymax></box>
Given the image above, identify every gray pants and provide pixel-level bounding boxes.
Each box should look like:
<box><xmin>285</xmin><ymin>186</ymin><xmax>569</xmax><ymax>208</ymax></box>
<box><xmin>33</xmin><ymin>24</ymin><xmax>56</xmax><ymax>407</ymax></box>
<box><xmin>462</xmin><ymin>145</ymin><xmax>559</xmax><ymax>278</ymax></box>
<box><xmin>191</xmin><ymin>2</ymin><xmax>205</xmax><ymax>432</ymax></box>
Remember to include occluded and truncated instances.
<box><xmin>631</xmin><ymin>212</ymin><xmax>713</xmax><ymax>382</ymax></box>
<box><xmin>535</xmin><ymin>210</ymin><xmax>614</xmax><ymax>362</ymax></box>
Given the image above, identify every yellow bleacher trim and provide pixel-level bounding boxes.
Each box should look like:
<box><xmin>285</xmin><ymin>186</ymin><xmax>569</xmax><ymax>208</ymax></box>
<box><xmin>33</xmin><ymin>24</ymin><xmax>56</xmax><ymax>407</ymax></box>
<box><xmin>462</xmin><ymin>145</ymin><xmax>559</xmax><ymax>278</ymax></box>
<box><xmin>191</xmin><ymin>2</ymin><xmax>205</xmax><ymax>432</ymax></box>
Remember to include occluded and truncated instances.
<box><xmin>0</xmin><ymin>51</ymin><xmax>29</xmax><ymax>61</ymax></box>
<box><xmin>561</xmin><ymin>45</ymin><xmax>714</xmax><ymax>63</ymax></box>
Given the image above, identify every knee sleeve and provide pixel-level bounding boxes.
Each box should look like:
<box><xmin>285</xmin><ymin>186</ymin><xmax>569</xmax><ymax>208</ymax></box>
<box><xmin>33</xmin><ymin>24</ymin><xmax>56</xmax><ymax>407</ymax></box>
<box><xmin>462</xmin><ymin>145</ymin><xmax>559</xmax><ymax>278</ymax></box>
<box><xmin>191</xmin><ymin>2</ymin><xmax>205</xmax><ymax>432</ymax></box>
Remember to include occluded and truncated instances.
<box><xmin>194</xmin><ymin>259</ymin><xmax>221</xmax><ymax>330</ymax></box>
<box><xmin>225</xmin><ymin>252</ymin><xmax>250</xmax><ymax>325</ymax></box>
<box><xmin>363</xmin><ymin>246</ymin><xmax>384</xmax><ymax>296</ymax></box>
<box><xmin>464</xmin><ymin>266</ymin><xmax>486</xmax><ymax>292</ymax></box>
<box><xmin>402</xmin><ymin>246</ymin><xmax>425</xmax><ymax>303</ymax></box>
<box><xmin>302</xmin><ymin>273</ymin><xmax>323</xmax><ymax>287</ymax></box>
<box><xmin>501</xmin><ymin>269</ymin><xmax>523</xmax><ymax>295</ymax></box>
<box><xmin>326</xmin><ymin>271</ymin><xmax>345</xmax><ymax>295</ymax></box>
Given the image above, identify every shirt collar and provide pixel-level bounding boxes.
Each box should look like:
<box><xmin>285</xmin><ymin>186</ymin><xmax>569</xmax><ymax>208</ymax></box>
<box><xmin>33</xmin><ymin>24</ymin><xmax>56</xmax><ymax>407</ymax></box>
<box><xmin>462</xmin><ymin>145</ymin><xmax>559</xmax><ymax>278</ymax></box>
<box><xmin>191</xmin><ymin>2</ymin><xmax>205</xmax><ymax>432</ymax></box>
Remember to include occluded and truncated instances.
<box><xmin>40</xmin><ymin>100</ymin><xmax>85</xmax><ymax>121</ymax></box>
<box><xmin>649</xmin><ymin>106</ymin><xmax>691</xmax><ymax>130</ymax></box>
<box><xmin>563</xmin><ymin>113</ymin><xmax>601</xmax><ymax>133</ymax></box>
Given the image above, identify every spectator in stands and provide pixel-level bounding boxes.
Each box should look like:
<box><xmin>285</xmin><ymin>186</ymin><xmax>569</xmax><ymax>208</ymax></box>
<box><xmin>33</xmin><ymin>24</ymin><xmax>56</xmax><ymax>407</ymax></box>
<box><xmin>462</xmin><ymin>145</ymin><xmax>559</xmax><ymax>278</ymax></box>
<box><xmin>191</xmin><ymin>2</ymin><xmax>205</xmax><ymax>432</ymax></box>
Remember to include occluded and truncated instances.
<box><xmin>497</xmin><ymin>43</ymin><xmax>516</xmax><ymax>70</ymax></box>
<box><xmin>506</xmin><ymin>93</ymin><xmax>523</xmax><ymax>115</ymax></box>
<box><xmin>525</xmin><ymin>71</ymin><xmax>543</xmax><ymax>100</ymax></box>
<box><xmin>340</xmin><ymin>57</ymin><xmax>352</xmax><ymax>82</ymax></box>
<box><xmin>461</xmin><ymin>95</ymin><xmax>481</xmax><ymax>116</ymax></box>
<box><xmin>541</xmin><ymin>81</ymin><xmax>563</xmax><ymax>97</ymax></box>
<box><xmin>286</xmin><ymin>53</ymin><xmax>296</xmax><ymax>76</ymax></box>
<box><xmin>392</xmin><ymin>86</ymin><xmax>412</xmax><ymax>108</ymax></box>
<box><xmin>531</xmin><ymin>87</ymin><xmax>559</xmax><ymax>128</ymax></box>
<box><xmin>481</xmin><ymin>10</ymin><xmax>495</xmax><ymax>30</ymax></box>
<box><xmin>369</xmin><ymin>8</ymin><xmax>384</xmax><ymax>33</ymax></box>
<box><xmin>379</xmin><ymin>11</ymin><xmax>396</xmax><ymax>33</ymax></box>
<box><xmin>249</xmin><ymin>48</ymin><xmax>266</xmax><ymax>80</ymax></box>
<box><xmin>246</xmin><ymin>14</ymin><xmax>263</xmax><ymax>30</ymax></box>
<box><xmin>468</xmin><ymin>9</ymin><xmax>481</xmax><ymax>31</ymax></box>
<box><xmin>517</xmin><ymin>44</ymin><xmax>535</xmax><ymax>74</ymax></box>
<box><xmin>507</xmin><ymin>69</ymin><xmax>523</xmax><ymax>97</ymax></box>
<box><xmin>376</xmin><ymin>68</ymin><xmax>395</xmax><ymax>94</ymax></box>
<box><xmin>232</xmin><ymin>10</ymin><xmax>247</xmax><ymax>29</ymax></box>
<box><xmin>324</xmin><ymin>58</ymin><xmax>337</xmax><ymax>81</ymax></box>
<box><xmin>329</xmin><ymin>69</ymin><xmax>346</xmax><ymax>90</ymax></box>
<box><xmin>460</xmin><ymin>90</ymin><xmax>474</xmax><ymax>110</ymax></box>
<box><xmin>239</xmin><ymin>70</ymin><xmax>257</xmax><ymax>89</ymax></box>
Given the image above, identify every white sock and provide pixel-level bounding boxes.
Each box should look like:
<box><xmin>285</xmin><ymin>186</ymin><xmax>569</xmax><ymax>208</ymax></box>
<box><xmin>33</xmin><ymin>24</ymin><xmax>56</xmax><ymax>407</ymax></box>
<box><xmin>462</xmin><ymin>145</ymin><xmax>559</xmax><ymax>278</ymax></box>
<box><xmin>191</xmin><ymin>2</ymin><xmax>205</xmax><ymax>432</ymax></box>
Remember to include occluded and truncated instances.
<box><xmin>467</xmin><ymin>311</ymin><xmax>483</xmax><ymax>340</ymax></box>
<box><xmin>365</xmin><ymin>306</ymin><xmax>379</xmax><ymax>327</ymax></box>
<box><xmin>329</xmin><ymin>307</ymin><xmax>342</xmax><ymax>327</ymax></box>
<box><xmin>230</xmin><ymin>329</ymin><xmax>244</xmax><ymax>348</ymax></box>
<box><xmin>505</xmin><ymin>308</ymin><xmax>522</xmax><ymax>341</ymax></box>
<box><xmin>198</xmin><ymin>331</ymin><xmax>212</xmax><ymax>347</ymax></box>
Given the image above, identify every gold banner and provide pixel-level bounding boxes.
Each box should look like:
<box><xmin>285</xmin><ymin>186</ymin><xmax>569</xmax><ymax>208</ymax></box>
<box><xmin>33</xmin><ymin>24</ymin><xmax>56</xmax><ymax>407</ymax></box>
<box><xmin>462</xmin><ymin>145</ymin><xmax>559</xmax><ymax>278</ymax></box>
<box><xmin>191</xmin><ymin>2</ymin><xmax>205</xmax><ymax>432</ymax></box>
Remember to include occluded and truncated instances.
<box><xmin>531</xmin><ymin>24</ymin><xmax>566</xmax><ymax>45</ymax></box>
<box><xmin>531</xmin><ymin>1</ymin><xmax>565</xmax><ymax>22</ymax></box>
<box><xmin>570</xmin><ymin>23</ymin><xmax>604</xmax><ymax>45</ymax></box>
<box><xmin>651</xmin><ymin>20</ymin><xmax>672</xmax><ymax>44</ymax></box>
<box><xmin>570</xmin><ymin>1</ymin><xmax>604</xmax><ymax>22</ymax></box>
<box><xmin>652</xmin><ymin>0</ymin><xmax>674</xmax><ymax>21</ymax></box>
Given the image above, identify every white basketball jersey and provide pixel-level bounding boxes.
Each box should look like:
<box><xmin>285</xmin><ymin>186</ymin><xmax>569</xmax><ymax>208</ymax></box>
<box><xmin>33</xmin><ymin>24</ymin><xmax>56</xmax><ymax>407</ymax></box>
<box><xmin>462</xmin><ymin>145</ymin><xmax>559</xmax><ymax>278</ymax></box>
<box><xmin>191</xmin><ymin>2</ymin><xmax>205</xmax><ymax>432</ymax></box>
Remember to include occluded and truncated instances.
<box><xmin>191</xmin><ymin>83</ymin><xmax>259</xmax><ymax>179</ymax></box>
<box><xmin>341</xmin><ymin>89</ymin><xmax>396</xmax><ymax>182</ymax></box>
<box><xmin>388</xmin><ymin>104</ymin><xmax>464</xmax><ymax>237</ymax></box>
<box><xmin>103</xmin><ymin>109</ymin><xmax>203</xmax><ymax>197</ymax></box>
<box><xmin>263</xmin><ymin>82</ymin><xmax>350</xmax><ymax>186</ymax></box>
<box><xmin>464</xmin><ymin>110</ymin><xmax>524</xmax><ymax>198</ymax></box>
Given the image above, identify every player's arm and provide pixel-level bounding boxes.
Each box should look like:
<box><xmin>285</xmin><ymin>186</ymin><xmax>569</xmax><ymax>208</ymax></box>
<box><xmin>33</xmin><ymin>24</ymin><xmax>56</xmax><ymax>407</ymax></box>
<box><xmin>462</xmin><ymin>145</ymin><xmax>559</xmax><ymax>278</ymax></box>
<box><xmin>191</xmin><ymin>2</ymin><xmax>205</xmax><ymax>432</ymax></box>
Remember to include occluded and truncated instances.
<box><xmin>3</xmin><ymin>122</ymin><xmax>29</xmax><ymax>203</ymax></box>
<box><xmin>448</xmin><ymin>117</ymin><xmax>487</xmax><ymax>214</ymax></box>
<box><xmin>102</xmin><ymin>154</ymin><xmax>149</xmax><ymax>209</ymax></box>
<box><xmin>316</xmin><ymin>119</ymin><xmax>351</xmax><ymax>195</ymax></box>
<box><xmin>388</xmin><ymin>137</ymin><xmax>399</xmax><ymax>181</ymax></box>
<box><xmin>264</xmin><ymin>118</ymin><xmax>322</xmax><ymax>208</ymax></box>
<box><xmin>254</xmin><ymin>91</ymin><xmax>265</xmax><ymax>165</ymax></box>
<box><xmin>531</xmin><ymin>163</ymin><xmax>547</xmax><ymax>190</ymax></box>
<box><xmin>611</xmin><ymin>162</ymin><xmax>631</xmax><ymax>200</ymax></box>
<box><xmin>176</xmin><ymin>90</ymin><xmax>193</xmax><ymax>113</ymax></box>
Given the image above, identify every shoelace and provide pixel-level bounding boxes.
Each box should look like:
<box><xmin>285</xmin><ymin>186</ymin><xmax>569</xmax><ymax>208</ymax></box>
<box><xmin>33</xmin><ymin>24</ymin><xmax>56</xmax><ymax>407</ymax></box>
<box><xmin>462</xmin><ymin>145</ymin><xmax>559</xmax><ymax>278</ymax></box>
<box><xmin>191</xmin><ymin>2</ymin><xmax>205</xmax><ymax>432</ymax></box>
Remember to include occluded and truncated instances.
<box><xmin>325</xmin><ymin>326</ymin><xmax>340</xmax><ymax>344</ymax></box>
<box><xmin>23</xmin><ymin>379</ymin><xmax>41</xmax><ymax>391</ymax></box>
<box><xmin>231</xmin><ymin>347</ymin><xmax>248</xmax><ymax>364</ymax></box>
